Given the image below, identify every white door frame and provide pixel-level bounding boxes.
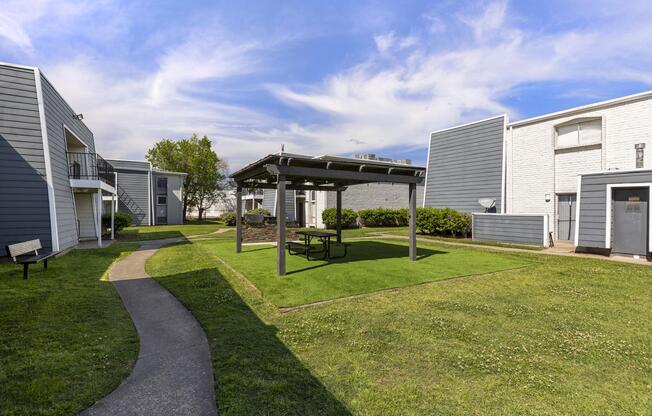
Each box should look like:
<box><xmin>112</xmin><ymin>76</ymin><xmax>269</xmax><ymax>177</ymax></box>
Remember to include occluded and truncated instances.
<box><xmin>604</xmin><ymin>183</ymin><xmax>652</xmax><ymax>250</ymax></box>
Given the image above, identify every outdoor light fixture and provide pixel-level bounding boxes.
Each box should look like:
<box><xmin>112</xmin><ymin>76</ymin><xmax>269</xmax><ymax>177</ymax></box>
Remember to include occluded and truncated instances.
<box><xmin>73</xmin><ymin>113</ymin><xmax>84</xmax><ymax>120</ymax></box>
<box><xmin>545</xmin><ymin>194</ymin><xmax>551</xmax><ymax>202</ymax></box>
<box><xmin>635</xmin><ymin>143</ymin><xmax>645</xmax><ymax>168</ymax></box>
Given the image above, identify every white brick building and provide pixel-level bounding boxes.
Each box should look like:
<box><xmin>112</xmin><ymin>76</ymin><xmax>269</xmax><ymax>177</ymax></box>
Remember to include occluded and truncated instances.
<box><xmin>505</xmin><ymin>91</ymin><xmax>652</xmax><ymax>240</ymax></box>
<box><xmin>426</xmin><ymin>90</ymin><xmax>652</xmax><ymax>257</ymax></box>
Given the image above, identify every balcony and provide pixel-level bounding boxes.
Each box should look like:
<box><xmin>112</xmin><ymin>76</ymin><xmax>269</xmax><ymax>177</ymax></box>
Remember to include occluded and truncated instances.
<box><xmin>67</xmin><ymin>152</ymin><xmax>116</xmax><ymax>188</ymax></box>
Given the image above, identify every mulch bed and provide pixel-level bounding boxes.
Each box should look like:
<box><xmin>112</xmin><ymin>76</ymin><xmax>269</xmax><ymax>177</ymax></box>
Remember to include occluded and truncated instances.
<box><xmin>243</xmin><ymin>224</ymin><xmax>301</xmax><ymax>243</ymax></box>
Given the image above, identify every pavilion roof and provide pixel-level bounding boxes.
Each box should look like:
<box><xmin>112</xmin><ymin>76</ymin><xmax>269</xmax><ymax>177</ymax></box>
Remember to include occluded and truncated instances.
<box><xmin>231</xmin><ymin>153</ymin><xmax>425</xmax><ymax>191</ymax></box>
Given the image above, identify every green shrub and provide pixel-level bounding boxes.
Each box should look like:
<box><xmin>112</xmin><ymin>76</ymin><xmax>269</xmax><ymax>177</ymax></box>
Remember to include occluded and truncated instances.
<box><xmin>358</xmin><ymin>208</ymin><xmax>409</xmax><ymax>227</ymax></box>
<box><xmin>219</xmin><ymin>211</ymin><xmax>237</xmax><ymax>226</ymax></box>
<box><xmin>416</xmin><ymin>207</ymin><xmax>471</xmax><ymax>237</ymax></box>
<box><xmin>322</xmin><ymin>208</ymin><xmax>358</xmax><ymax>229</ymax></box>
<box><xmin>246</xmin><ymin>207</ymin><xmax>271</xmax><ymax>216</ymax></box>
<box><xmin>101</xmin><ymin>211</ymin><xmax>133</xmax><ymax>232</ymax></box>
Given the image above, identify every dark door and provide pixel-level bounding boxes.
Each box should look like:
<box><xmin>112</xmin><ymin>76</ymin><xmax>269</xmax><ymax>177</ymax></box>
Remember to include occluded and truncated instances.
<box><xmin>612</xmin><ymin>188</ymin><xmax>648</xmax><ymax>256</ymax></box>
<box><xmin>557</xmin><ymin>194</ymin><xmax>576</xmax><ymax>241</ymax></box>
<box><xmin>296</xmin><ymin>201</ymin><xmax>305</xmax><ymax>227</ymax></box>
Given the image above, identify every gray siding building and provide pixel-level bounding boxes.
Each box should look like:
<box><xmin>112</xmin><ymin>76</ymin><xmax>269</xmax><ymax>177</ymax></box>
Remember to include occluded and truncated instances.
<box><xmin>0</xmin><ymin>64</ymin><xmax>52</xmax><ymax>250</ymax></box>
<box><xmin>1</xmin><ymin>62</ymin><xmax>118</xmax><ymax>253</ymax></box>
<box><xmin>426</xmin><ymin>90</ymin><xmax>652</xmax><ymax>256</ymax></box>
<box><xmin>262</xmin><ymin>189</ymin><xmax>297</xmax><ymax>221</ymax></box>
<box><xmin>576</xmin><ymin>170</ymin><xmax>652</xmax><ymax>257</ymax></box>
<box><xmin>326</xmin><ymin>182</ymin><xmax>424</xmax><ymax>211</ymax></box>
<box><xmin>424</xmin><ymin>115</ymin><xmax>505</xmax><ymax>213</ymax></box>
<box><xmin>261</xmin><ymin>182</ymin><xmax>424</xmax><ymax>228</ymax></box>
<box><xmin>106</xmin><ymin>159</ymin><xmax>186</xmax><ymax>226</ymax></box>
<box><xmin>472</xmin><ymin>214</ymin><xmax>548</xmax><ymax>246</ymax></box>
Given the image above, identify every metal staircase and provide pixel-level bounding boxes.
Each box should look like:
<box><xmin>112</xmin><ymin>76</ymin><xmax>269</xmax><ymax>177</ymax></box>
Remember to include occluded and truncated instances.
<box><xmin>117</xmin><ymin>185</ymin><xmax>148</xmax><ymax>225</ymax></box>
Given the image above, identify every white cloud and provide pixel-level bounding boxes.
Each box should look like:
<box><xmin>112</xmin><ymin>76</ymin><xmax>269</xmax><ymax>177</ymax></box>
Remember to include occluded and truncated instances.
<box><xmin>6</xmin><ymin>0</ymin><xmax>652</xmax><ymax>170</ymax></box>
<box><xmin>0</xmin><ymin>0</ymin><xmax>111</xmax><ymax>53</ymax></box>
<box><xmin>44</xmin><ymin>35</ymin><xmax>280</xmax><ymax>170</ymax></box>
<box><xmin>264</xmin><ymin>0</ymin><xmax>652</xmax><ymax>163</ymax></box>
<box><xmin>374</xmin><ymin>31</ymin><xmax>418</xmax><ymax>54</ymax></box>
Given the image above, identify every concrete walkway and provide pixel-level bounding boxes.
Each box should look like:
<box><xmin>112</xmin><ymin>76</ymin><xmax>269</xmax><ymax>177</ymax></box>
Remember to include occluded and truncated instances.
<box><xmin>82</xmin><ymin>238</ymin><xmax>218</xmax><ymax>416</ymax></box>
<box><xmin>370</xmin><ymin>233</ymin><xmax>651</xmax><ymax>265</ymax></box>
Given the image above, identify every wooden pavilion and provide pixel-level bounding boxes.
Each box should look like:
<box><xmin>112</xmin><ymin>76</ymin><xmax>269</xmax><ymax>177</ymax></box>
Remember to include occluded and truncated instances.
<box><xmin>230</xmin><ymin>153</ymin><xmax>426</xmax><ymax>275</ymax></box>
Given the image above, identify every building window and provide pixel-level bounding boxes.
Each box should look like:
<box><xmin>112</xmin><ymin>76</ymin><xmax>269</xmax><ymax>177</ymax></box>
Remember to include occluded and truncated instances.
<box><xmin>157</xmin><ymin>195</ymin><xmax>167</xmax><ymax>205</ymax></box>
<box><xmin>156</xmin><ymin>177</ymin><xmax>167</xmax><ymax>193</ymax></box>
<box><xmin>556</xmin><ymin>119</ymin><xmax>602</xmax><ymax>148</ymax></box>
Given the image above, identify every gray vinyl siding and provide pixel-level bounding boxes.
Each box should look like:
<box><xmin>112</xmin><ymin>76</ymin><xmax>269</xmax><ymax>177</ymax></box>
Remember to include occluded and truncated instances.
<box><xmin>107</xmin><ymin>160</ymin><xmax>151</xmax><ymax>226</ymax></box>
<box><xmin>73</xmin><ymin>193</ymin><xmax>96</xmax><ymax>239</ymax></box>
<box><xmin>262</xmin><ymin>189</ymin><xmax>295</xmax><ymax>220</ymax></box>
<box><xmin>326</xmin><ymin>183</ymin><xmax>425</xmax><ymax>210</ymax></box>
<box><xmin>40</xmin><ymin>74</ymin><xmax>96</xmax><ymax>250</ymax></box>
<box><xmin>285</xmin><ymin>191</ymin><xmax>296</xmax><ymax>220</ymax></box>
<box><xmin>425</xmin><ymin>116</ymin><xmax>505</xmax><ymax>213</ymax></box>
<box><xmin>116</xmin><ymin>170</ymin><xmax>150</xmax><ymax>226</ymax></box>
<box><xmin>0</xmin><ymin>65</ymin><xmax>52</xmax><ymax>251</ymax></box>
<box><xmin>472</xmin><ymin>214</ymin><xmax>546</xmax><ymax>246</ymax></box>
<box><xmin>577</xmin><ymin>170</ymin><xmax>652</xmax><ymax>249</ymax></box>
<box><xmin>261</xmin><ymin>189</ymin><xmax>276</xmax><ymax>214</ymax></box>
<box><xmin>109</xmin><ymin>160</ymin><xmax>150</xmax><ymax>171</ymax></box>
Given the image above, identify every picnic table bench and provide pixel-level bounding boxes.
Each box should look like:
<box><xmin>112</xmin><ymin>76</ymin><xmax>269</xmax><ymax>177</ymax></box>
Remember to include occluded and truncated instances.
<box><xmin>287</xmin><ymin>230</ymin><xmax>351</xmax><ymax>260</ymax></box>
<box><xmin>6</xmin><ymin>239</ymin><xmax>58</xmax><ymax>279</ymax></box>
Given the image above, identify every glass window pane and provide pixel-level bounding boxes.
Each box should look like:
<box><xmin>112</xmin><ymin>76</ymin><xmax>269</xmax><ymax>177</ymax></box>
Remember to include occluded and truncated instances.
<box><xmin>557</xmin><ymin>124</ymin><xmax>579</xmax><ymax>147</ymax></box>
<box><xmin>579</xmin><ymin>120</ymin><xmax>602</xmax><ymax>144</ymax></box>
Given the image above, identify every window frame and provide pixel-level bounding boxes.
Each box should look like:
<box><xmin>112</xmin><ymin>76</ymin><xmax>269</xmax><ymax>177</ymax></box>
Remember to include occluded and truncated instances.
<box><xmin>554</xmin><ymin>117</ymin><xmax>603</xmax><ymax>150</ymax></box>
<box><xmin>156</xmin><ymin>195</ymin><xmax>167</xmax><ymax>205</ymax></box>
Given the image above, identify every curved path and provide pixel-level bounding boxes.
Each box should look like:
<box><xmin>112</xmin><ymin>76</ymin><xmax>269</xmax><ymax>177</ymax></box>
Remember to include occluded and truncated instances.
<box><xmin>82</xmin><ymin>238</ymin><xmax>218</xmax><ymax>416</ymax></box>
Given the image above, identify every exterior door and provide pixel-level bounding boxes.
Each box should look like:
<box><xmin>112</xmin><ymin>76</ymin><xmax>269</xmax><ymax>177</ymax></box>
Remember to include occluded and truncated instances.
<box><xmin>612</xmin><ymin>188</ymin><xmax>648</xmax><ymax>256</ymax></box>
<box><xmin>156</xmin><ymin>205</ymin><xmax>168</xmax><ymax>225</ymax></box>
<box><xmin>296</xmin><ymin>201</ymin><xmax>305</xmax><ymax>227</ymax></box>
<box><xmin>557</xmin><ymin>194</ymin><xmax>576</xmax><ymax>241</ymax></box>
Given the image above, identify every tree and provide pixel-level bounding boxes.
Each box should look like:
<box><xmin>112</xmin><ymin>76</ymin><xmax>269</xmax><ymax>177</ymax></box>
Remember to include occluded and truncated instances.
<box><xmin>146</xmin><ymin>134</ymin><xmax>228</xmax><ymax>220</ymax></box>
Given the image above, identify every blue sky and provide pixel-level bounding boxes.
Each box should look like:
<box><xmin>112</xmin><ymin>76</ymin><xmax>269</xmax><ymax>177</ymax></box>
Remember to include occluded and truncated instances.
<box><xmin>1</xmin><ymin>0</ymin><xmax>652</xmax><ymax>169</ymax></box>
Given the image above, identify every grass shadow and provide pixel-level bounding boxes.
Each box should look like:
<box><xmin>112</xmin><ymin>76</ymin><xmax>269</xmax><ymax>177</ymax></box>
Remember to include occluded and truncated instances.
<box><xmin>287</xmin><ymin>240</ymin><xmax>445</xmax><ymax>275</ymax></box>
<box><xmin>119</xmin><ymin>230</ymin><xmax>186</xmax><ymax>241</ymax></box>
<box><xmin>155</xmin><ymin>268</ymin><xmax>351</xmax><ymax>415</ymax></box>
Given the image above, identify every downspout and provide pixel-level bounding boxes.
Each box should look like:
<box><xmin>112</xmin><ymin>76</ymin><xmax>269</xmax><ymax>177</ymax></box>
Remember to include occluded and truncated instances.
<box><xmin>148</xmin><ymin>167</ymin><xmax>153</xmax><ymax>225</ymax></box>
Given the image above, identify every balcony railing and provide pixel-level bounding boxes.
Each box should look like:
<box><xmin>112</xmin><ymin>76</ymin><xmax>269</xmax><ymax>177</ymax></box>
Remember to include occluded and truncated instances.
<box><xmin>67</xmin><ymin>152</ymin><xmax>115</xmax><ymax>187</ymax></box>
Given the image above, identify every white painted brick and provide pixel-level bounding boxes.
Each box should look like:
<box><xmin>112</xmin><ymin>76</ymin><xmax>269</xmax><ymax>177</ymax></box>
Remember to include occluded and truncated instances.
<box><xmin>506</xmin><ymin>94</ymin><xmax>652</xmax><ymax>238</ymax></box>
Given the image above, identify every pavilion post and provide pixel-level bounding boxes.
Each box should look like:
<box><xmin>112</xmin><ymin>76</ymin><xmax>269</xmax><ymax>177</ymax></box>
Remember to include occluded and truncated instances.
<box><xmin>336</xmin><ymin>189</ymin><xmax>342</xmax><ymax>243</ymax></box>
<box><xmin>235</xmin><ymin>185</ymin><xmax>242</xmax><ymax>253</ymax></box>
<box><xmin>409</xmin><ymin>182</ymin><xmax>417</xmax><ymax>260</ymax></box>
<box><xmin>277</xmin><ymin>176</ymin><xmax>286</xmax><ymax>276</ymax></box>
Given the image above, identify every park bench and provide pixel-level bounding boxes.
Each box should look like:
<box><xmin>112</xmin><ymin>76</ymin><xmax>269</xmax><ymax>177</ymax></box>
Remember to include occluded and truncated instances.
<box><xmin>6</xmin><ymin>239</ymin><xmax>58</xmax><ymax>279</ymax></box>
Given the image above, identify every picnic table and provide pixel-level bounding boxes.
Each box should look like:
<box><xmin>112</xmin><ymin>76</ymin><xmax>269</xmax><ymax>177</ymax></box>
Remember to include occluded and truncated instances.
<box><xmin>287</xmin><ymin>230</ymin><xmax>350</xmax><ymax>260</ymax></box>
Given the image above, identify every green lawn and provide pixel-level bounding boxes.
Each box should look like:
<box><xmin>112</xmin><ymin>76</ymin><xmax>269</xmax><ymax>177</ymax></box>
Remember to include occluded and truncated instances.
<box><xmin>120</xmin><ymin>222</ymin><xmax>228</xmax><ymax>240</ymax></box>
<box><xmin>150</xmin><ymin>238</ymin><xmax>529</xmax><ymax>307</ymax></box>
<box><xmin>146</xmin><ymin>236</ymin><xmax>652</xmax><ymax>415</ymax></box>
<box><xmin>0</xmin><ymin>244</ymin><xmax>140</xmax><ymax>416</ymax></box>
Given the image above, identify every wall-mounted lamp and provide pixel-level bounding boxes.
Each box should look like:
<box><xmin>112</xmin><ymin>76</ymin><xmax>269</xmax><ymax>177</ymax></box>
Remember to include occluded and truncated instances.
<box><xmin>635</xmin><ymin>143</ymin><xmax>645</xmax><ymax>168</ymax></box>
<box><xmin>545</xmin><ymin>194</ymin><xmax>551</xmax><ymax>202</ymax></box>
<box><xmin>73</xmin><ymin>113</ymin><xmax>84</xmax><ymax>120</ymax></box>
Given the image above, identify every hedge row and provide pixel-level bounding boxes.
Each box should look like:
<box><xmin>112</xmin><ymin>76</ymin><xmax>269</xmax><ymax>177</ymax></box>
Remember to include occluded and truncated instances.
<box><xmin>322</xmin><ymin>207</ymin><xmax>471</xmax><ymax>237</ymax></box>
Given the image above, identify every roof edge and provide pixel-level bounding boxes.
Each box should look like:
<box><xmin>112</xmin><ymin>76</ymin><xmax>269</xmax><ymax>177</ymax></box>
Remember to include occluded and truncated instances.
<box><xmin>509</xmin><ymin>89</ymin><xmax>652</xmax><ymax>128</ymax></box>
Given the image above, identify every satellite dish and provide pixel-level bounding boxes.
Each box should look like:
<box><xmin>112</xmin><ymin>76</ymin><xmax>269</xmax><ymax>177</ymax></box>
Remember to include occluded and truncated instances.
<box><xmin>478</xmin><ymin>198</ymin><xmax>496</xmax><ymax>211</ymax></box>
